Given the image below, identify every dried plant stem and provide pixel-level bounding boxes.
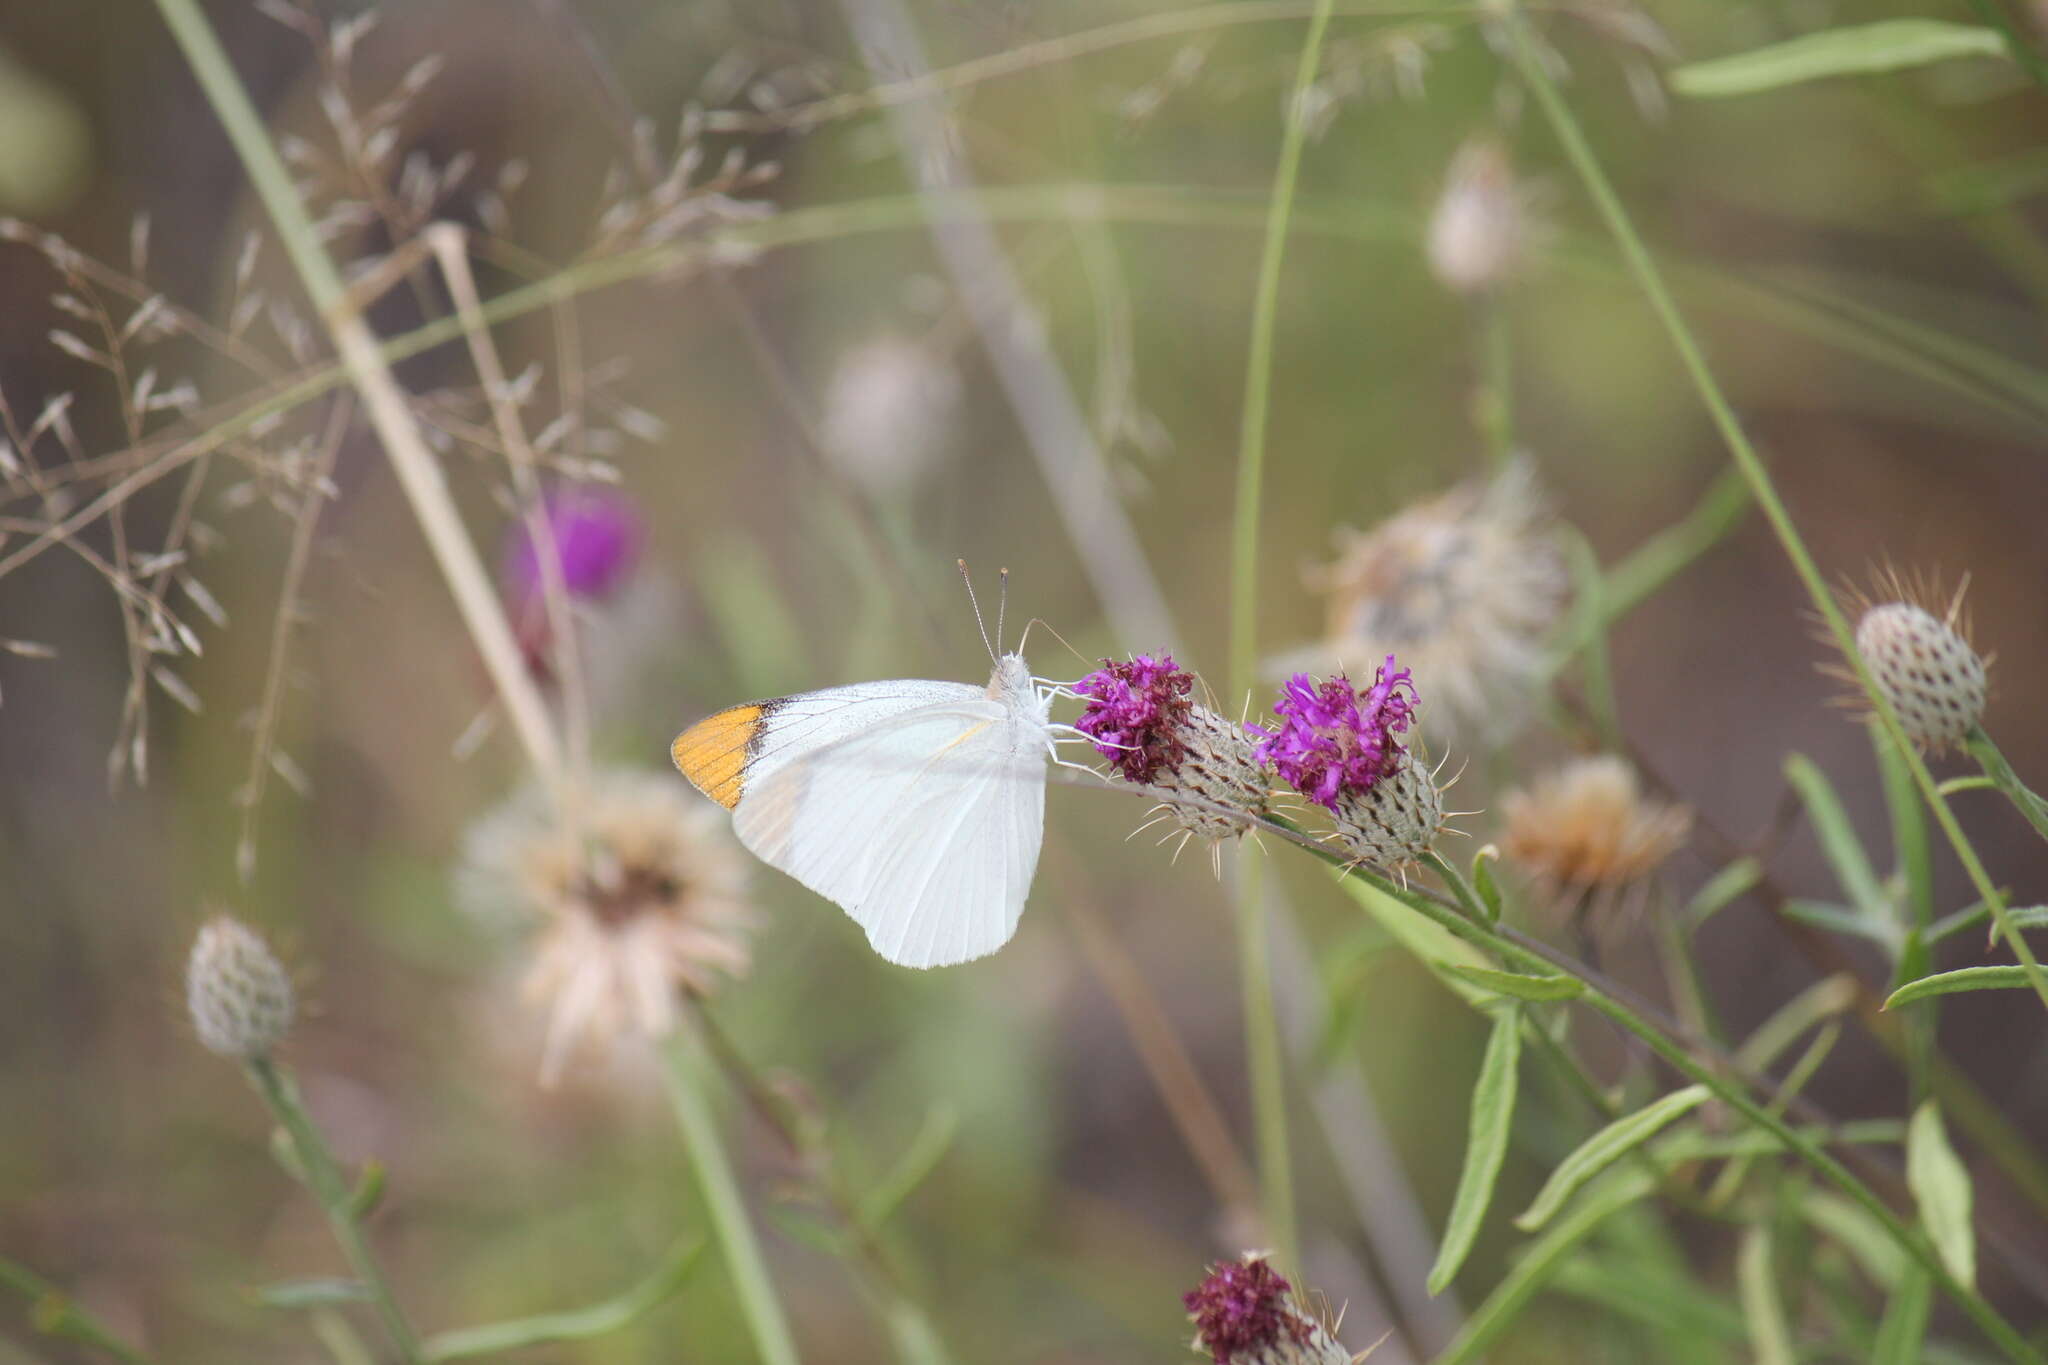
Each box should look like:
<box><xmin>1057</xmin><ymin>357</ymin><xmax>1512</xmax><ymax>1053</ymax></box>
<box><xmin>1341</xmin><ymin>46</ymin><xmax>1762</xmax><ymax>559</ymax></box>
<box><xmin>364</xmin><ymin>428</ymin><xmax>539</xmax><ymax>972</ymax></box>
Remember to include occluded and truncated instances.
<box><xmin>1507</xmin><ymin>14</ymin><xmax>2048</xmax><ymax>1017</ymax></box>
<box><xmin>151</xmin><ymin>0</ymin><xmax>566</xmax><ymax>801</ymax></box>
<box><xmin>658</xmin><ymin>1035</ymin><xmax>803</xmax><ymax>1365</ymax></box>
<box><xmin>246</xmin><ymin>1057</ymin><xmax>421</xmax><ymax>1364</ymax></box>
<box><xmin>1223</xmin><ymin>0</ymin><xmax>1336</xmax><ymax>1273</ymax></box>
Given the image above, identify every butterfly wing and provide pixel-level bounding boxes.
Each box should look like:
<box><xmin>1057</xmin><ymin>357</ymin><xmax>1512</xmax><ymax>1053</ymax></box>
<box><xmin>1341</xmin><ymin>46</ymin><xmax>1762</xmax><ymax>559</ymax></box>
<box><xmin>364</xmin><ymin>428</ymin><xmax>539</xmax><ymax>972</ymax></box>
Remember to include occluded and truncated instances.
<box><xmin>729</xmin><ymin>699</ymin><xmax>1048</xmax><ymax>968</ymax></box>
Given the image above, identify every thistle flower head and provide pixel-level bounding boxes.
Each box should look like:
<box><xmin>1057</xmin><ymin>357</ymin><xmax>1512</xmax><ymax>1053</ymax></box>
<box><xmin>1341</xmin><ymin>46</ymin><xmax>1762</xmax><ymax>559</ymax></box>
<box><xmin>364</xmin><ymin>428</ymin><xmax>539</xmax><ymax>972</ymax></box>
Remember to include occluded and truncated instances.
<box><xmin>502</xmin><ymin>484</ymin><xmax>643</xmax><ymax>606</ymax></box>
<box><xmin>1254</xmin><ymin>659</ymin><xmax>1417</xmax><ymax>812</ymax></box>
<box><xmin>1183</xmin><ymin>1254</ymin><xmax>1350</xmax><ymax>1364</ymax></box>
<box><xmin>1274</xmin><ymin>459</ymin><xmax>1566</xmax><ymax>746</ymax></box>
<box><xmin>1075</xmin><ymin>653</ymin><xmax>1196</xmax><ymax>784</ymax></box>
<box><xmin>1501</xmin><ymin>756</ymin><xmax>1690</xmax><ymax>894</ymax></box>
<box><xmin>1836</xmin><ymin>570</ymin><xmax>1988</xmax><ymax>754</ymax></box>
<box><xmin>186</xmin><ymin>915</ymin><xmax>294</xmax><ymax>1059</ymax></box>
<box><xmin>458</xmin><ymin>768</ymin><xmax>752</xmax><ymax>1085</ymax></box>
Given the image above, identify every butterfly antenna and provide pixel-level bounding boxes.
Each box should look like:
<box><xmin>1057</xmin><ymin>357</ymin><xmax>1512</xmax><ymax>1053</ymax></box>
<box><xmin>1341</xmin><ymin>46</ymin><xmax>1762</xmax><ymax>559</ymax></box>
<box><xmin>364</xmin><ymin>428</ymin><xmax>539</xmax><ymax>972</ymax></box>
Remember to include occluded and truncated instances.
<box><xmin>1020</xmin><ymin>616</ymin><xmax>1090</xmax><ymax>668</ymax></box>
<box><xmin>958</xmin><ymin>559</ymin><xmax>997</xmax><ymax>664</ymax></box>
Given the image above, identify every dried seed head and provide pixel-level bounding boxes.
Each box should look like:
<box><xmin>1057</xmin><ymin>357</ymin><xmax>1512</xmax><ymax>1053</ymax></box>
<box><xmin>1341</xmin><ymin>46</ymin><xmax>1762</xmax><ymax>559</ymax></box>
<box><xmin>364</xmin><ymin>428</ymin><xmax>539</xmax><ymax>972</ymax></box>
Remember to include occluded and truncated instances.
<box><xmin>1855</xmin><ymin>602</ymin><xmax>1987</xmax><ymax>753</ymax></box>
<box><xmin>1331</xmin><ymin>750</ymin><xmax>1446</xmax><ymax>870</ymax></box>
<box><xmin>1501</xmin><ymin>755</ymin><xmax>1690</xmax><ymax>894</ymax></box>
<box><xmin>1183</xmin><ymin>1253</ymin><xmax>1351</xmax><ymax>1365</ymax></box>
<box><xmin>186</xmin><ymin>916</ymin><xmax>294</xmax><ymax>1059</ymax></box>
<box><xmin>1426</xmin><ymin>134</ymin><xmax>1538</xmax><ymax>295</ymax></box>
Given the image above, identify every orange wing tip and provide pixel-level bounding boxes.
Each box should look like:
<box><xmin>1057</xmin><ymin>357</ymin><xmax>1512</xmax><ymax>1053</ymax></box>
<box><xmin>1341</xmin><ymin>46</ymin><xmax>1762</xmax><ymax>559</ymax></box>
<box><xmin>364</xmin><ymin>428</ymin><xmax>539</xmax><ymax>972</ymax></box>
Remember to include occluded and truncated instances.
<box><xmin>671</xmin><ymin>703</ymin><xmax>764</xmax><ymax>810</ymax></box>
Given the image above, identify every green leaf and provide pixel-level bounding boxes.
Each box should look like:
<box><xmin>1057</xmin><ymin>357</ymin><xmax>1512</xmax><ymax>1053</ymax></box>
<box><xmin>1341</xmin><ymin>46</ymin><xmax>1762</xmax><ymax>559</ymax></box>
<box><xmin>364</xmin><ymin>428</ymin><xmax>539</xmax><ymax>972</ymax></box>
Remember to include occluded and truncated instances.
<box><xmin>1781</xmin><ymin>899</ymin><xmax>1896</xmax><ymax>946</ymax></box>
<box><xmin>858</xmin><ymin>1104</ymin><xmax>958</xmax><ymax>1231</ymax></box>
<box><xmin>1441</xmin><ymin>964</ymin><xmax>1585</xmax><ymax>1002</ymax></box>
<box><xmin>1548</xmin><ymin>1253</ymin><xmax>1747</xmax><ymax>1352</ymax></box>
<box><xmin>1733</xmin><ymin>974</ymin><xmax>1857</xmax><ymax>1073</ymax></box>
<box><xmin>1927</xmin><ymin>899</ymin><xmax>2046</xmax><ymax>945</ymax></box>
<box><xmin>1434</xmin><ymin>1171</ymin><xmax>1658</xmax><ymax>1365</ymax></box>
<box><xmin>1907</xmin><ymin>1103</ymin><xmax>1975</xmax><ymax>1291</ymax></box>
<box><xmin>1885</xmin><ymin>965</ymin><xmax>2045</xmax><ymax>1008</ymax></box>
<box><xmin>1670</xmin><ymin>21</ymin><xmax>2005</xmax><ymax>98</ymax></box>
<box><xmin>347</xmin><ymin>1159</ymin><xmax>386</xmax><ymax>1220</ymax></box>
<box><xmin>1471</xmin><ymin>844</ymin><xmax>1503</xmax><ymax>923</ymax></box>
<box><xmin>1803</xmin><ymin>1189</ymin><xmax>1907</xmax><ymax>1291</ymax></box>
<box><xmin>1784</xmin><ymin>755</ymin><xmax>1894</xmax><ymax>938</ymax></box>
<box><xmin>253</xmin><ymin>1278</ymin><xmax>373</xmax><ymax>1310</ymax></box>
<box><xmin>1685</xmin><ymin>856</ymin><xmax>1762</xmax><ymax>928</ymax></box>
<box><xmin>1335</xmin><ymin>873</ymin><xmax>1495</xmax><ymax>1008</ymax></box>
<box><xmin>421</xmin><ymin>1238</ymin><xmax>701</xmax><ymax>1362</ymax></box>
<box><xmin>1736</xmin><ymin>1223</ymin><xmax>1797</xmax><ymax>1365</ymax></box>
<box><xmin>1872</xmin><ymin>1268</ymin><xmax>1933</xmax><ymax>1365</ymax></box>
<box><xmin>1428</xmin><ymin>1005</ymin><xmax>1522</xmax><ymax>1295</ymax></box>
<box><xmin>1653</xmin><ymin>1118</ymin><xmax>1905</xmax><ymax>1166</ymax></box>
<box><xmin>1873</xmin><ymin>722</ymin><xmax>1932</xmax><ymax>932</ymax></box>
<box><xmin>1514</xmin><ymin>1085</ymin><xmax>1711</xmax><ymax>1231</ymax></box>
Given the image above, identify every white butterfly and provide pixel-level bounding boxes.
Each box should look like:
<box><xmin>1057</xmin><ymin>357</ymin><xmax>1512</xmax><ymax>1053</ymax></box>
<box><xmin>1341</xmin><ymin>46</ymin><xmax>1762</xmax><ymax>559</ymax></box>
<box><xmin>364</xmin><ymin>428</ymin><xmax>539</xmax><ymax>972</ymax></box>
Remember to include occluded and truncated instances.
<box><xmin>672</xmin><ymin>597</ymin><xmax>1074</xmax><ymax>968</ymax></box>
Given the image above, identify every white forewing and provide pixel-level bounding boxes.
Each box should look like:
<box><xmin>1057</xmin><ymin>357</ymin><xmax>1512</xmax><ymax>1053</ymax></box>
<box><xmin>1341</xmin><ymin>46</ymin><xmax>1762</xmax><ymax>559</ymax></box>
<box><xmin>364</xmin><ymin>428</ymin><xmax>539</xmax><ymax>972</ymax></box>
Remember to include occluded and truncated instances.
<box><xmin>734</xmin><ymin>680</ymin><xmax>1049</xmax><ymax>968</ymax></box>
<box><xmin>746</xmin><ymin>680</ymin><xmax>983</xmax><ymax>785</ymax></box>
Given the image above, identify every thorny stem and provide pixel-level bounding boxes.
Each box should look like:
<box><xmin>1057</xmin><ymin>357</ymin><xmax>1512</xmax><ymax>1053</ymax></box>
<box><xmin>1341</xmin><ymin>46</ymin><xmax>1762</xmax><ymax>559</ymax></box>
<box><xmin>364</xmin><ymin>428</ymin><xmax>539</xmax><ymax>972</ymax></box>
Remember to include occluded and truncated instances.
<box><xmin>1225</xmin><ymin>0</ymin><xmax>1336</xmax><ymax>1273</ymax></box>
<box><xmin>1507</xmin><ymin>15</ymin><xmax>2048</xmax><ymax>1018</ymax></box>
<box><xmin>246</xmin><ymin>1057</ymin><xmax>421</xmax><ymax>1364</ymax></box>
<box><xmin>1963</xmin><ymin>725</ymin><xmax>2048</xmax><ymax>846</ymax></box>
<box><xmin>658</xmin><ymin>1035</ymin><xmax>803</xmax><ymax>1365</ymax></box>
<box><xmin>151</xmin><ymin>0</ymin><xmax>567</xmax><ymax>802</ymax></box>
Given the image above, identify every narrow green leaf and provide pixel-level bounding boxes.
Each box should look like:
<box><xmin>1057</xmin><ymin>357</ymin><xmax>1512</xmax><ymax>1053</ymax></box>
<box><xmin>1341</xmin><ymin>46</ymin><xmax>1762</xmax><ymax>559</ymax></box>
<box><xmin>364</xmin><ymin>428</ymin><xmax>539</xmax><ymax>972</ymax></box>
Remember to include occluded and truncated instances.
<box><xmin>421</xmin><ymin>1239</ymin><xmax>701</xmax><ymax>1362</ymax></box>
<box><xmin>1514</xmin><ymin>1085</ymin><xmax>1710</xmax><ymax>1231</ymax></box>
<box><xmin>1803</xmin><ymin>1189</ymin><xmax>1908</xmax><ymax>1291</ymax></box>
<box><xmin>1441</xmin><ymin>964</ymin><xmax>1585</xmax><ymax>1002</ymax></box>
<box><xmin>1886</xmin><ymin>965</ymin><xmax>2040</xmax><ymax>1008</ymax></box>
<box><xmin>1927</xmin><ymin>900</ymin><xmax>2046</xmax><ymax>945</ymax></box>
<box><xmin>858</xmin><ymin>1104</ymin><xmax>958</xmax><ymax>1231</ymax></box>
<box><xmin>1736</xmin><ymin>1224</ymin><xmax>1797</xmax><ymax>1365</ymax></box>
<box><xmin>1434</xmin><ymin>1171</ymin><xmax>1658</xmax><ymax>1365</ymax></box>
<box><xmin>1872</xmin><ymin>1268</ymin><xmax>1933</xmax><ymax>1365</ymax></box>
<box><xmin>1781</xmin><ymin>899</ymin><xmax>1897</xmax><ymax>946</ymax></box>
<box><xmin>1654</xmin><ymin>1118</ymin><xmax>1905</xmax><ymax>1166</ymax></box>
<box><xmin>1685</xmin><ymin>856</ymin><xmax>1762</xmax><ymax>928</ymax></box>
<box><xmin>1733</xmin><ymin>974</ymin><xmax>1856</xmax><ymax>1073</ymax></box>
<box><xmin>1428</xmin><ymin>1005</ymin><xmax>1522</xmax><ymax>1295</ymax></box>
<box><xmin>1873</xmin><ymin>722</ymin><xmax>1932</xmax><ymax>932</ymax></box>
<box><xmin>1471</xmin><ymin>844</ymin><xmax>1503</xmax><ymax>923</ymax></box>
<box><xmin>1671</xmin><ymin>21</ymin><xmax>2004</xmax><ymax>98</ymax></box>
<box><xmin>1548</xmin><ymin>1253</ymin><xmax>1748</xmax><ymax>1350</ymax></box>
<box><xmin>1784</xmin><ymin>755</ymin><xmax>1893</xmax><ymax>931</ymax></box>
<box><xmin>1907</xmin><ymin>1103</ymin><xmax>1975</xmax><ymax>1291</ymax></box>
<box><xmin>347</xmin><ymin>1159</ymin><xmax>386</xmax><ymax>1220</ymax></box>
<box><xmin>1335</xmin><ymin>873</ymin><xmax>1495</xmax><ymax>1008</ymax></box>
<box><xmin>254</xmin><ymin>1278</ymin><xmax>373</xmax><ymax>1310</ymax></box>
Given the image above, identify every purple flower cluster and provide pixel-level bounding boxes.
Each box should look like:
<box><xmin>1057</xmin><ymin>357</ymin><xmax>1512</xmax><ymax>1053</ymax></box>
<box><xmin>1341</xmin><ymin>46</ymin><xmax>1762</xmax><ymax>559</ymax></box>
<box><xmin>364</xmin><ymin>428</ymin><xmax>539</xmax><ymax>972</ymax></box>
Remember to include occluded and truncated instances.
<box><xmin>1073</xmin><ymin>654</ymin><xmax>1194</xmax><ymax>784</ymax></box>
<box><xmin>502</xmin><ymin>485</ymin><xmax>643</xmax><ymax>607</ymax></box>
<box><xmin>1183</xmin><ymin>1256</ymin><xmax>1309</xmax><ymax>1363</ymax></box>
<box><xmin>1253</xmin><ymin>655</ymin><xmax>1417</xmax><ymax>811</ymax></box>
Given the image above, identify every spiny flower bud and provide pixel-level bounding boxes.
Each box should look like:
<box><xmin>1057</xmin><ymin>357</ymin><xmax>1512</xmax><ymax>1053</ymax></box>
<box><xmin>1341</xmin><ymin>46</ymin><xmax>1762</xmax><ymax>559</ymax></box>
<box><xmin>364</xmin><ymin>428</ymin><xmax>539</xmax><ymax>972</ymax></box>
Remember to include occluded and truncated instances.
<box><xmin>1855</xmin><ymin>601</ymin><xmax>1987</xmax><ymax>753</ymax></box>
<box><xmin>186</xmin><ymin>916</ymin><xmax>294</xmax><ymax>1059</ymax></box>
<box><xmin>1075</xmin><ymin>654</ymin><xmax>1270</xmax><ymax>843</ymax></box>
<box><xmin>1331</xmin><ymin>751</ymin><xmax>1445</xmax><ymax>869</ymax></box>
<box><xmin>1183</xmin><ymin>1254</ymin><xmax>1351</xmax><ymax>1365</ymax></box>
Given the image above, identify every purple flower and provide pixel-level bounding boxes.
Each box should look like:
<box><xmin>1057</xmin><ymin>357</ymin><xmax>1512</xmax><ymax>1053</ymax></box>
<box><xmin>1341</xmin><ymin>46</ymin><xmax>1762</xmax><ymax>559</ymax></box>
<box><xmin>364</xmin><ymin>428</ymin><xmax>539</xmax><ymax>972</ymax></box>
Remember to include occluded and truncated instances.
<box><xmin>1253</xmin><ymin>656</ymin><xmax>1417</xmax><ymax>812</ymax></box>
<box><xmin>502</xmin><ymin>485</ymin><xmax>643</xmax><ymax>606</ymax></box>
<box><xmin>1184</xmin><ymin>1255</ymin><xmax>1310</xmax><ymax>1363</ymax></box>
<box><xmin>1073</xmin><ymin>654</ymin><xmax>1194</xmax><ymax>784</ymax></box>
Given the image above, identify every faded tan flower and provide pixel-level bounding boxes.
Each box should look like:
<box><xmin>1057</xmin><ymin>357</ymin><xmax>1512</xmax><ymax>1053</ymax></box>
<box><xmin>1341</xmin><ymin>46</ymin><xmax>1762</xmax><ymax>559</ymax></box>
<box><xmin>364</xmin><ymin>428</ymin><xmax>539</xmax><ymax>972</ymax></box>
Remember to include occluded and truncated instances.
<box><xmin>1271</xmin><ymin>459</ymin><xmax>1567</xmax><ymax>746</ymax></box>
<box><xmin>459</xmin><ymin>768</ymin><xmax>752</xmax><ymax>1084</ymax></box>
<box><xmin>1426</xmin><ymin>134</ymin><xmax>1541</xmax><ymax>295</ymax></box>
<box><xmin>1501</xmin><ymin>755</ymin><xmax>1689</xmax><ymax>896</ymax></box>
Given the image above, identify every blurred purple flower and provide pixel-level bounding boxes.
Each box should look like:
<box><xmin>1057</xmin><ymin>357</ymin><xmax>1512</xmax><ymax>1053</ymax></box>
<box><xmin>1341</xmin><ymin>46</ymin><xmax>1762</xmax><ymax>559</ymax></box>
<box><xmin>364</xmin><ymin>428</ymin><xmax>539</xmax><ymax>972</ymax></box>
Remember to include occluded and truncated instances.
<box><xmin>1253</xmin><ymin>656</ymin><xmax>1416</xmax><ymax>812</ymax></box>
<box><xmin>1183</xmin><ymin>1255</ymin><xmax>1311</xmax><ymax>1364</ymax></box>
<box><xmin>502</xmin><ymin>485</ymin><xmax>643</xmax><ymax>607</ymax></box>
<box><xmin>1073</xmin><ymin>653</ymin><xmax>1194</xmax><ymax>784</ymax></box>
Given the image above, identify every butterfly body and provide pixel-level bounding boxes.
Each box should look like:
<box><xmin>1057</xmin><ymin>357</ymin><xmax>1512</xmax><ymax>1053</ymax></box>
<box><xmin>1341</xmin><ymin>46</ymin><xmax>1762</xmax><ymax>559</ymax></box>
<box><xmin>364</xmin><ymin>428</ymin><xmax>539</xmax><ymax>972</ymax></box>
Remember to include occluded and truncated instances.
<box><xmin>673</xmin><ymin>654</ymin><xmax>1054</xmax><ymax>968</ymax></box>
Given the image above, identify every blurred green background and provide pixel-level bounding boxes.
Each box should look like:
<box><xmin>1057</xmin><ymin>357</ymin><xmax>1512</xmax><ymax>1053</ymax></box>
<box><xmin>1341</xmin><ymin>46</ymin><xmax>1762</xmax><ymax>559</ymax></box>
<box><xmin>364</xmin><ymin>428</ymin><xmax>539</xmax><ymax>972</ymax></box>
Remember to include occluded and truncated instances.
<box><xmin>5</xmin><ymin>1</ymin><xmax>2048</xmax><ymax>1360</ymax></box>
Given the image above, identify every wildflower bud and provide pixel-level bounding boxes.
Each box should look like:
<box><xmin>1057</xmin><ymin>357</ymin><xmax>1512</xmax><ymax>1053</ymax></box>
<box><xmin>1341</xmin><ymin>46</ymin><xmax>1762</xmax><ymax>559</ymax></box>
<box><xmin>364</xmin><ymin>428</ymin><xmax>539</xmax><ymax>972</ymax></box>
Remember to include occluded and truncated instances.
<box><xmin>1255</xmin><ymin>659</ymin><xmax>1445</xmax><ymax>867</ymax></box>
<box><xmin>1075</xmin><ymin>654</ymin><xmax>1269</xmax><ymax>841</ymax></box>
<box><xmin>1855</xmin><ymin>601</ymin><xmax>1987</xmax><ymax>753</ymax></box>
<box><xmin>1426</xmin><ymin>135</ymin><xmax>1530</xmax><ymax>295</ymax></box>
<box><xmin>502</xmin><ymin>485</ymin><xmax>643</xmax><ymax>606</ymax></box>
<box><xmin>186</xmin><ymin>916</ymin><xmax>294</xmax><ymax>1059</ymax></box>
<box><xmin>1183</xmin><ymin>1254</ymin><xmax>1350</xmax><ymax>1365</ymax></box>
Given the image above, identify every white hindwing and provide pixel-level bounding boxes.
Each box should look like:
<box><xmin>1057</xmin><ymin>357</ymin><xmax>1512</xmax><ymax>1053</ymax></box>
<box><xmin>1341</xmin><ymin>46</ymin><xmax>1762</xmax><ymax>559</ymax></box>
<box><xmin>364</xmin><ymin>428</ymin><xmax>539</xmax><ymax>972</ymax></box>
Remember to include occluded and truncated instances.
<box><xmin>734</xmin><ymin>694</ymin><xmax>1048</xmax><ymax>968</ymax></box>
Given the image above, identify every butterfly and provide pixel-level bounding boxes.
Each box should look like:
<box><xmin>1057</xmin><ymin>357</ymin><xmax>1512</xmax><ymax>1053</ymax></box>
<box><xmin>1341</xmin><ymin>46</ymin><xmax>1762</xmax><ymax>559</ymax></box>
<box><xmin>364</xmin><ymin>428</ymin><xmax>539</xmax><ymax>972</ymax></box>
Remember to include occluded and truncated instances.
<box><xmin>671</xmin><ymin>573</ymin><xmax>1074</xmax><ymax>968</ymax></box>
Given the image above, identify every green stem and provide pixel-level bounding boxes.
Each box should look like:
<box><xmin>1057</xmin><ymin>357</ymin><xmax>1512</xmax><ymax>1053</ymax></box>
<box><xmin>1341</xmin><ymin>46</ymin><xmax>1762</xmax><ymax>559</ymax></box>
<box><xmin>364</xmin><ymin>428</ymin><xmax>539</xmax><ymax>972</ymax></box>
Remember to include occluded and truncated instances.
<box><xmin>246</xmin><ymin>1058</ymin><xmax>421</xmax><ymax>1363</ymax></box>
<box><xmin>1964</xmin><ymin>725</ymin><xmax>2048</xmax><ymax>845</ymax></box>
<box><xmin>1223</xmin><ymin>0</ymin><xmax>1334</xmax><ymax>1273</ymax></box>
<box><xmin>1964</xmin><ymin>0</ymin><xmax>2048</xmax><ymax>91</ymax></box>
<box><xmin>0</xmin><ymin>1259</ymin><xmax>155</xmax><ymax>1365</ymax></box>
<box><xmin>1478</xmin><ymin>294</ymin><xmax>1516</xmax><ymax>466</ymax></box>
<box><xmin>659</xmin><ymin>1036</ymin><xmax>802</xmax><ymax>1365</ymax></box>
<box><xmin>1509</xmin><ymin>15</ymin><xmax>2048</xmax><ymax>1019</ymax></box>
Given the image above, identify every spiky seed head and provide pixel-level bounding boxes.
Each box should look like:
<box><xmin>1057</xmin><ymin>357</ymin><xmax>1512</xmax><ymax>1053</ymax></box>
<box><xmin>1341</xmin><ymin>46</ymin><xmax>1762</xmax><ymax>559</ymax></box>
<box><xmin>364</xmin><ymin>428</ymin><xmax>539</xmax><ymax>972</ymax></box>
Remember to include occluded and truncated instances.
<box><xmin>1331</xmin><ymin>751</ymin><xmax>1445</xmax><ymax>869</ymax></box>
<box><xmin>1152</xmin><ymin>704</ymin><xmax>1272</xmax><ymax>840</ymax></box>
<box><xmin>1183</xmin><ymin>1253</ymin><xmax>1352</xmax><ymax>1365</ymax></box>
<box><xmin>1855</xmin><ymin>602</ymin><xmax>1986</xmax><ymax>753</ymax></box>
<box><xmin>186</xmin><ymin>916</ymin><xmax>294</xmax><ymax>1059</ymax></box>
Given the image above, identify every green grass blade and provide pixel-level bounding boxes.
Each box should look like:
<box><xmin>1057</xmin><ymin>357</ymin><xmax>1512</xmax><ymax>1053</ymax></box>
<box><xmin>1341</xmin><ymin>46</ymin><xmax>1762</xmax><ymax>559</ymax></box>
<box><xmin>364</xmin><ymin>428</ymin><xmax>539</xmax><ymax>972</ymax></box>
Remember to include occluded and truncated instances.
<box><xmin>1784</xmin><ymin>755</ymin><xmax>1895</xmax><ymax>938</ymax></box>
<box><xmin>1873</xmin><ymin>1269</ymin><xmax>1935</xmax><ymax>1365</ymax></box>
<box><xmin>1428</xmin><ymin>1005</ymin><xmax>1523</xmax><ymax>1295</ymax></box>
<box><xmin>1887</xmin><ymin>966</ymin><xmax>2040</xmax><ymax>1008</ymax></box>
<box><xmin>1907</xmin><ymin>1103</ymin><xmax>1977</xmax><ymax>1291</ymax></box>
<box><xmin>421</xmin><ymin>1239</ymin><xmax>702</xmax><ymax>1362</ymax></box>
<box><xmin>1671</xmin><ymin>21</ymin><xmax>2004</xmax><ymax>98</ymax></box>
<box><xmin>1736</xmin><ymin>1223</ymin><xmax>1797</xmax><ymax>1365</ymax></box>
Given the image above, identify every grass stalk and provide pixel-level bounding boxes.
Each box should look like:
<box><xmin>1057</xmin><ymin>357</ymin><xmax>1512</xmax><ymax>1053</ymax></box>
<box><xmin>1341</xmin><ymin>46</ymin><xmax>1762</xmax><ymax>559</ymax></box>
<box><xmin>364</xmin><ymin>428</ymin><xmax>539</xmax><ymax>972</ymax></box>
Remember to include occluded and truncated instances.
<box><xmin>1507</xmin><ymin>14</ymin><xmax>2048</xmax><ymax>1016</ymax></box>
<box><xmin>1225</xmin><ymin>0</ymin><xmax>1337</xmax><ymax>1271</ymax></box>
<box><xmin>658</xmin><ymin>1036</ymin><xmax>803</xmax><ymax>1365</ymax></box>
<box><xmin>247</xmin><ymin>1057</ymin><xmax>421</xmax><ymax>1363</ymax></box>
